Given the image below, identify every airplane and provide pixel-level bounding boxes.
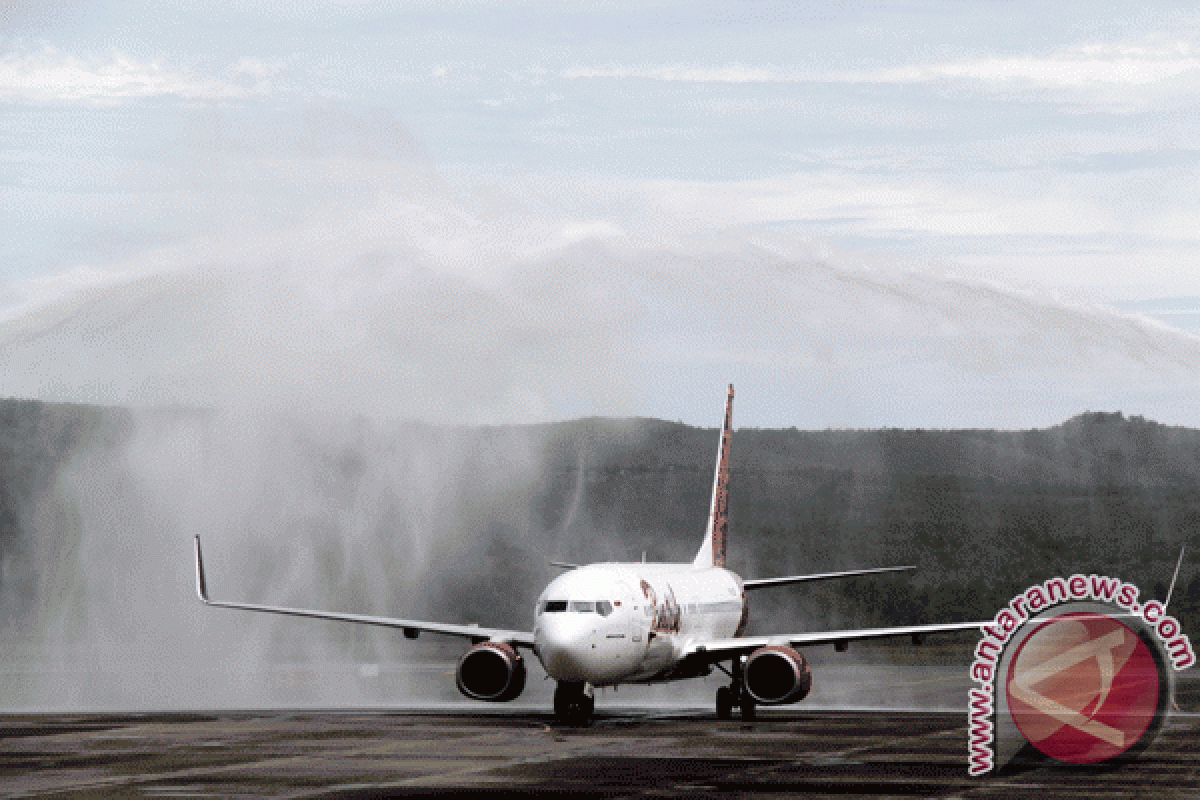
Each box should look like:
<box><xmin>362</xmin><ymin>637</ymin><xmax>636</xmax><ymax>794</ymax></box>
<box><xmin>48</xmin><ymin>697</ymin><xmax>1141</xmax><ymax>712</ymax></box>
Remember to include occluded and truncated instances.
<box><xmin>194</xmin><ymin>385</ymin><xmax>983</xmax><ymax>724</ymax></box>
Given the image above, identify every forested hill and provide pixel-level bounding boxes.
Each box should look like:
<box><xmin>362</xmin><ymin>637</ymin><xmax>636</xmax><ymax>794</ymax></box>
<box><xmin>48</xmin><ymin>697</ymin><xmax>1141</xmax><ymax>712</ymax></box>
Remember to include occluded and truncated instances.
<box><xmin>2</xmin><ymin>399</ymin><xmax>1199</xmax><ymax>649</ymax></box>
<box><xmin>530</xmin><ymin>411</ymin><xmax>1200</xmax><ymax>633</ymax></box>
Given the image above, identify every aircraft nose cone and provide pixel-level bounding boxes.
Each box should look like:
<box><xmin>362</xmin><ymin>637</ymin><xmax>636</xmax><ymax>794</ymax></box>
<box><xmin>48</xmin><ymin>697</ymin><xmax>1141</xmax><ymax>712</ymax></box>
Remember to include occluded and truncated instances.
<box><xmin>535</xmin><ymin>618</ymin><xmax>593</xmax><ymax>681</ymax></box>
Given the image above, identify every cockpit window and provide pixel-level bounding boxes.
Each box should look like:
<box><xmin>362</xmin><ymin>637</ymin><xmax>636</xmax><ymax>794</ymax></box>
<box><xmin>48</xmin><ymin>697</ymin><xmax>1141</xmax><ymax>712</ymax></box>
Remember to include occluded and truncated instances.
<box><xmin>543</xmin><ymin>599</ymin><xmax>615</xmax><ymax>614</ymax></box>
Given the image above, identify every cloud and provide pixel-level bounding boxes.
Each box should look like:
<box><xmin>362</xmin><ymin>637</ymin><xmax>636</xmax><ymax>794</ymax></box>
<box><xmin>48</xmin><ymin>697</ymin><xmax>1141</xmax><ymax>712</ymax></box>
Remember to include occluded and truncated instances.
<box><xmin>563</xmin><ymin>35</ymin><xmax>1200</xmax><ymax>108</ymax></box>
<box><xmin>642</xmin><ymin>171</ymin><xmax>1114</xmax><ymax>239</ymax></box>
<box><xmin>5</xmin><ymin>138</ymin><xmax>1191</xmax><ymax>333</ymax></box>
<box><xmin>0</xmin><ymin>42</ymin><xmax>277</xmax><ymax>104</ymax></box>
<box><xmin>563</xmin><ymin>64</ymin><xmax>803</xmax><ymax>83</ymax></box>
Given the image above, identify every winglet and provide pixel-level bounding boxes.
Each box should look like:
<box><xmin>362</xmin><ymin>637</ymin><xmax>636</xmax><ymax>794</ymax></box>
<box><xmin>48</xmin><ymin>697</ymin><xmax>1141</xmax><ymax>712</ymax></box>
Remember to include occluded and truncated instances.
<box><xmin>1165</xmin><ymin>544</ymin><xmax>1186</xmax><ymax>610</ymax></box>
<box><xmin>194</xmin><ymin>535</ymin><xmax>210</xmax><ymax>603</ymax></box>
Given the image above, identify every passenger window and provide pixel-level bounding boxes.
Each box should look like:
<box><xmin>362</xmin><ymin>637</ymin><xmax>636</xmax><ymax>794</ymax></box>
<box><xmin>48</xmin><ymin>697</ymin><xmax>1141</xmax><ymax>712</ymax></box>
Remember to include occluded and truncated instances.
<box><xmin>572</xmin><ymin>601</ymin><xmax>595</xmax><ymax>613</ymax></box>
<box><xmin>596</xmin><ymin>601</ymin><xmax>613</xmax><ymax>617</ymax></box>
<box><xmin>543</xmin><ymin>600</ymin><xmax>568</xmax><ymax>613</ymax></box>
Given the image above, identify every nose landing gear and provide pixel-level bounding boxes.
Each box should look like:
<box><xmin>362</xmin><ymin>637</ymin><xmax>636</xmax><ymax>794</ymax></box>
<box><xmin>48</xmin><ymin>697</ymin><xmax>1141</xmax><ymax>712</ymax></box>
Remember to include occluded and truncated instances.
<box><xmin>554</xmin><ymin>681</ymin><xmax>595</xmax><ymax>726</ymax></box>
<box><xmin>715</xmin><ymin>656</ymin><xmax>756</xmax><ymax>721</ymax></box>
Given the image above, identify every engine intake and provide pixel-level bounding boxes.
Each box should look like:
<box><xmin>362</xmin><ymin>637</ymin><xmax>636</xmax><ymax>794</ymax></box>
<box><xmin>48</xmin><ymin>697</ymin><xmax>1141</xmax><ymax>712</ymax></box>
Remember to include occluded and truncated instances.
<box><xmin>455</xmin><ymin>642</ymin><xmax>527</xmax><ymax>702</ymax></box>
<box><xmin>743</xmin><ymin>645</ymin><xmax>812</xmax><ymax>705</ymax></box>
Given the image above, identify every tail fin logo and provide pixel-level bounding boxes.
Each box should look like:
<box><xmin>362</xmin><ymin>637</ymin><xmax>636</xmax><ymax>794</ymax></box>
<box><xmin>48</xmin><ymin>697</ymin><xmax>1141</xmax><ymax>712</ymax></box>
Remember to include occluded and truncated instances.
<box><xmin>692</xmin><ymin>384</ymin><xmax>734</xmax><ymax>569</ymax></box>
<box><xmin>711</xmin><ymin>385</ymin><xmax>734</xmax><ymax>568</ymax></box>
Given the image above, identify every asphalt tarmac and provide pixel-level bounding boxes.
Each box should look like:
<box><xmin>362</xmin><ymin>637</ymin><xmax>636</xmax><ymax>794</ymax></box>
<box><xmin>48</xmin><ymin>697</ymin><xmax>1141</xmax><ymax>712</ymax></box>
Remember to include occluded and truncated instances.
<box><xmin>3</xmin><ymin>706</ymin><xmax>1199</xmax><ymax>798</ymax></box>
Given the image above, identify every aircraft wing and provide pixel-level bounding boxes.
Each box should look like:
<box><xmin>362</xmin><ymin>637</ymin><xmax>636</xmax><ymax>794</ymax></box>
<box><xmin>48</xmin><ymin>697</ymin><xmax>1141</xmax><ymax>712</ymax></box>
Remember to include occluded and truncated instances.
<box><xmin>682</xmin><ymin>620</ymin><xmax>985</xmax><ymax>665</ymax></box>
<box><xmin>193</xmin><ymin>536</ymin><xmax>535</xmax><ymax>648</ymax></box>
<box><xmin>742</xmin><ymin>565</ymin><xmax>915</xmax><ymax>590</ymax></box>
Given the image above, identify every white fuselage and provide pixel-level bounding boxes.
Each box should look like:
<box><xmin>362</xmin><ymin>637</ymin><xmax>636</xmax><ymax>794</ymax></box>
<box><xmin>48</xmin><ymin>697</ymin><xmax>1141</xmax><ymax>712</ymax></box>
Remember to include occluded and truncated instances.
<box><xmin>533</xmin><ymin>563</ymin><xmax>746</xmax><ymax>686</ymax></box>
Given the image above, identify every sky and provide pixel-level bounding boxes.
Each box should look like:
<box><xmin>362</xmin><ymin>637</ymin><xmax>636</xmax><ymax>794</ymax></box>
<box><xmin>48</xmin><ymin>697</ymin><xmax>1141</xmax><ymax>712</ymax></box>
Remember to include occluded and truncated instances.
<box><xmin>3</xmin><ymin>0</ymin><xmax>1200</xmax><ymax>428</ymax></box>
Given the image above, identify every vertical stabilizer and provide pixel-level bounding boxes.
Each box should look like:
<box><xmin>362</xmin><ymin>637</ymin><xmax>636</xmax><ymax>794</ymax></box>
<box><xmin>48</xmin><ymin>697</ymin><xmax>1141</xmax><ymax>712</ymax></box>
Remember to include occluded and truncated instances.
<box><xmin>694</xmin><ymin>385</ymin><xmax>734</xmax><ymax>568</ymax></box>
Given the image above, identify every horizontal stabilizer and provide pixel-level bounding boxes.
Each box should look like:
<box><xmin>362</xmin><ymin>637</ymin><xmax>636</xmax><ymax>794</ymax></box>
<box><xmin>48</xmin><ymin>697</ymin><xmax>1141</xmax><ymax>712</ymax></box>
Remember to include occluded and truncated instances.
<box><xmin>743</xmin><ymin>564</ymin><xmax>915</xmax><ymax>590</ymax></box>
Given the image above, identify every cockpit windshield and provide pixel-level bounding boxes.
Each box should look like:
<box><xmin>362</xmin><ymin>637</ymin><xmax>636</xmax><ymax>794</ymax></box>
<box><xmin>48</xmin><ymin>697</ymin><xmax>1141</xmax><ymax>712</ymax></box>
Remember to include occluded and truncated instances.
<box><xmin>540</xmin><ymin>599</ymin><xmax>614</xmax><ymax>615</ymax></box>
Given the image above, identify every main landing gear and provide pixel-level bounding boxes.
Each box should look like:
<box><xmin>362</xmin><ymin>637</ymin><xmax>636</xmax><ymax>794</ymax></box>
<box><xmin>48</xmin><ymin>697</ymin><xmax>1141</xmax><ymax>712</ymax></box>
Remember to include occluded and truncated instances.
<box><xmin>554</xmin><ymin>681</ymin><xmax>595</xmax><ymax>726</ymax></box>
<box><xmin>715</xmin><ymin>656</ymin><xmax>756</xmax><ymax>721</ymax></box>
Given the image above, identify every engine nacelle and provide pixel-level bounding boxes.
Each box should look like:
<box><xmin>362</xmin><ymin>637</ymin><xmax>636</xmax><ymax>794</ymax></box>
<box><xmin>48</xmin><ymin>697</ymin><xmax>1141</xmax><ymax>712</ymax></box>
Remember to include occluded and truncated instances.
<box><xmin>743</xmin><ymin>645</ymin><xmax>812</xmax><ymax>705</ymax></box>
<box><xmin>455</xmin><ymin>642</ymin><xmax>527</xmax><ymax>702</ymax></box>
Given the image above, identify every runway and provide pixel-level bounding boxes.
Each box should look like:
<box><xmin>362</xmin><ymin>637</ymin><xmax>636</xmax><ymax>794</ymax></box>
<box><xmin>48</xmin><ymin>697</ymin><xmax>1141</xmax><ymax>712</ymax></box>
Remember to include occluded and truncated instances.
<box><xmin>4</xmin><ymin>707</ymin><xmax>1199</xmax><ymax>798</ymax></box>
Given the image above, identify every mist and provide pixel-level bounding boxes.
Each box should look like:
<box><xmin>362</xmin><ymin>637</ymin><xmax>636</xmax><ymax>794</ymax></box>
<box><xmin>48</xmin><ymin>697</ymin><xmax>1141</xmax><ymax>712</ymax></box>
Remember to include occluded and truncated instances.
<box><xmin>4</xmin><ymin>237</ymin><xmax>1200</xmax><ymax>431</ymax></box>
<box><xmin>0</xmin><ymin>405</ymin><xmax>557</xmax><ymax>709</ymax></box>
<box><xmin>5</xmin><ymin>219</ymin><xmax>1200</xmax><ymax>712</ymax></box>
<box><xmin>0</xmin><ymin>401</ymin><xmax>952</xmax><ymax>712</ymax></box>
<box><xmin>5</xmin><ymin>93</ymin><xmax>1200</xmax><ymax>429</ymax></box>
<box><xmin>6</xmin><ymin>394</ymin><xmax>1200</xmax><ymax>712</ymax></box>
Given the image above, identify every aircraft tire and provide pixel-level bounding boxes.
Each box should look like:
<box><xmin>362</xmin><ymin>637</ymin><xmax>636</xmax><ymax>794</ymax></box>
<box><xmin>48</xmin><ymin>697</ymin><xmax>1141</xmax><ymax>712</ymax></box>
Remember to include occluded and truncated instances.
<box><xmin>554</xmin><ymin>682</ymin><xmax>591</xmax><ymax>726</ymax></box>
<box><xmin>564</xmin><ymin>698</ymin><xmax>591</xmax><ymax>727</ymax></box>
<box><xmin>716</xmin><ymin>687</ymin><xmax>733</xmax><ymax>720</ymax></box>
<box><xmin>740</xmin><ymin>696</ymin><xmax>756</xmax><ymax>722</ymax></box>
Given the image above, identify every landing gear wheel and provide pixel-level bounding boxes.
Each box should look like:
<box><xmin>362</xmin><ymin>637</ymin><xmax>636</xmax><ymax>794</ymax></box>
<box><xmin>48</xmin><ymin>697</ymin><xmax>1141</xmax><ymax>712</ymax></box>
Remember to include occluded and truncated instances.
<box><xmin>553</xmin><ymin>684</ymin><xmax>570</xmax><ymax>719</ymax></box>
<box><xmin>740</xmin><ymin>696</ymin><xmax>757</xmax><ymax>722</ymax></box>
<box><xmin>554</xmin><ymin>682</ymin><xmax>593</xmax><ymax>727</ymax></box>
<box><xmin>564</xmin><ymin>697</ymin><xmax>592</xmax><ymax>727</ymax></box>
<box><xmin>716</xmin><ymin>686</ymin><xmax>733</xmax><ymax>720</ymax></box>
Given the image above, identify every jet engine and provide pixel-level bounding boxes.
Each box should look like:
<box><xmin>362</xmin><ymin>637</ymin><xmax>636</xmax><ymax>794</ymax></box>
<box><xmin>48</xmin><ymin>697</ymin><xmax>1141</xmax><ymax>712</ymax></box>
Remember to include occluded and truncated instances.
<box><xmin>743</xmin><ymin>645</ymin><xmax>812</xmax><ymax>705</ymax></box>
<box><xmin>455</xmin><ymin>642</ymin><xmax>527</xmax><ymax>702</ymax></box>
